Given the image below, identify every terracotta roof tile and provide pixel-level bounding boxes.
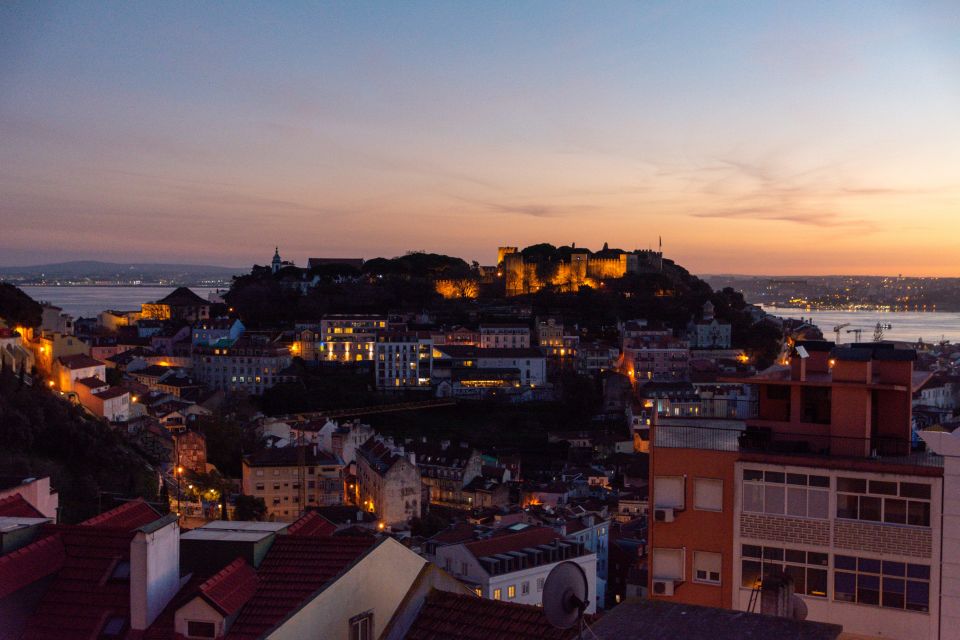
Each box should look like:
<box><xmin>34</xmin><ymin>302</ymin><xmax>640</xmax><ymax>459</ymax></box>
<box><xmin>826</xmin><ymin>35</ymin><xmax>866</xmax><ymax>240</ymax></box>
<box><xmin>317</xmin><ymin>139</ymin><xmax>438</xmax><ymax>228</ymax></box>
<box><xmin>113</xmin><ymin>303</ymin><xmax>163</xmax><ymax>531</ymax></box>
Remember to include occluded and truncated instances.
<box><xmin>406</xmin><ymin>589</ymin><xmax>583</xmax><ymax>640</ymax></box>
<box><xmin>464</xmin><ymin>527</ymin><xmax>560</xmax><ymax>560</ymax></box>
<box><xmin>226</xmin><ymin>536</ymin><xmax>376</xmax><ymax>640</ymax></box>
<box><xmin>200</xmin><ymin>557</ymin><xmax>258</xmax><ymax>616</ymax></box>
<box><xmin>286</xmin><ymin>511</ymin><xmax>336</xmax><ymax>537</ymax></box>
<box><xmin>57</xmin><ymin>354</ymin><xmax>104</xmax><ymax>370</ymax></box>
<box><xmin>0</xmin><ymin>493</ymin><xmax>45</xmax><ymax>518</ymax></box>
<box><xmin>80</xmin><ymin>498</ymin><xmax>160</xmax><ymax>530</ymax></box>
<box><xmin>0</xmin><ymin>533</ymin><xmax>64</xmax><ymax>599</ymax></box>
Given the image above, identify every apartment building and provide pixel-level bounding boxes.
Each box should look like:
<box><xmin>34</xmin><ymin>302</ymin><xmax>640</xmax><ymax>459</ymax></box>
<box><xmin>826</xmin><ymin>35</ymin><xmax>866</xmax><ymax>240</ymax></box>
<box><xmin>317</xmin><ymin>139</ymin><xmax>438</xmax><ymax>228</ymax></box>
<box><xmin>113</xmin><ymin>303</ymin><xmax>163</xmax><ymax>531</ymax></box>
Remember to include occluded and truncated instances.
<box><xmin>405</xmin><ymin>439</ymin><xmax>483</xmax><ymax>509</ymax></box>
<box><xmin>241</xmin><ymin>445</ymin><xmax>344</xmax><ymax>521</ymax></box>
<box><xmin>374</xmin><ymin>332</ymin><xmax>433</xmax><ymax>391</ymax></box>
<box><xmin>623</xmin><ymin>331</ymin><xmax>690</xmax><ymax>383</ymax></box>
<box><xmin>648</xmin><ymin>341</ymin><xmax>944</xmax><ymax>640</ymax></box>
<box><xmin>479</xmin><ymin>323</ymin><xmax>531</xmax><ymax>349</ymax></box>
<box><xmin>431</xmin><ymin>525</ymin><xmax>597</xmax><ymax>612</ymax></box>
<box><xmin>297</xmin><ymin>314</ymin><xmax>387</xmax><ymax>364</ymax></box>
<box><xmin>192</xmin><ymin>336</ymin><xmax>294</xmax><ymax>394</ymax></box>
<box><xmin>356</xmin><ymin>435</ymin><xmax>421</xmax><ymax>527</ymax></box>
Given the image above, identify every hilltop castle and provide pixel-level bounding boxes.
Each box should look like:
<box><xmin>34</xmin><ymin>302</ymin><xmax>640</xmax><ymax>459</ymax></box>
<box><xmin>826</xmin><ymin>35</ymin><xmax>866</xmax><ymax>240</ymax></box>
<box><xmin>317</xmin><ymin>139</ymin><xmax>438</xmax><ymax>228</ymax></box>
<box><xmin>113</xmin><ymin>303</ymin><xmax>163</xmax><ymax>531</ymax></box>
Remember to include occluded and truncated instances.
<box><xmin>499</xmin><ymin>244</ymin><xmax>663</xmax><ymax>296</ymax></box>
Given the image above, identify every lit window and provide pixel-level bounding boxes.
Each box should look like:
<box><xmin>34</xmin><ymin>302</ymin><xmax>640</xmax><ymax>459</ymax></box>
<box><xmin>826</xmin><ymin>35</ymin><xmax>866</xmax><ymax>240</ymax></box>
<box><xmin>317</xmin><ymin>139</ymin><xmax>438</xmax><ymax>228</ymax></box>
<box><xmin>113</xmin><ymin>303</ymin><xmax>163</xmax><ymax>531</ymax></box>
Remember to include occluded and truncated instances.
<box><xmin>507</xmin><ymin>585</ymin><xmax>516</xmax><ymax>599</ymax></box>
<box><xmin>493</xmin><ymin>588</ymin><xmax>502</xmax><ymax>600</ymax></box>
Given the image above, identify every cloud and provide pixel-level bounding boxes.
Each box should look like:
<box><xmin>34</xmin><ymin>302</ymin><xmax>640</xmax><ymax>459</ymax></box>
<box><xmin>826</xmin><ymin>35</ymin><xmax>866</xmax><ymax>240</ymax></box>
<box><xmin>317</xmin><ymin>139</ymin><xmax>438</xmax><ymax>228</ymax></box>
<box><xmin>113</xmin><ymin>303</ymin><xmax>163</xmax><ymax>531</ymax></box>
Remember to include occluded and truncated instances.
<box><xmin>691</xmin><ymin>207</ymin><xmax>873</xmax><ymax>229</ymax></box>
<box><xmin>454</xmin><ymin>196</ymin><xmax>601</xmax><ymax>218</ymax></box>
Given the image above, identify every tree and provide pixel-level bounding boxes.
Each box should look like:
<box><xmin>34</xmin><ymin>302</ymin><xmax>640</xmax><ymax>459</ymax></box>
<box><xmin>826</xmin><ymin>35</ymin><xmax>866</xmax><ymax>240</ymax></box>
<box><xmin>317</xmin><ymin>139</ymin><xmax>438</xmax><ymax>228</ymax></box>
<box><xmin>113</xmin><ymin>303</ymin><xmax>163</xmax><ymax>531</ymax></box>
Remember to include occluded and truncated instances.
<box><xmin>0</xmin><ymin>283</ymin><xmax>42</xmax><ymax>328</ymax></box>
<box><xmin>234</xmin><ymin>494</ymin><xmax>267</xmax><ymax>521</ymax></box>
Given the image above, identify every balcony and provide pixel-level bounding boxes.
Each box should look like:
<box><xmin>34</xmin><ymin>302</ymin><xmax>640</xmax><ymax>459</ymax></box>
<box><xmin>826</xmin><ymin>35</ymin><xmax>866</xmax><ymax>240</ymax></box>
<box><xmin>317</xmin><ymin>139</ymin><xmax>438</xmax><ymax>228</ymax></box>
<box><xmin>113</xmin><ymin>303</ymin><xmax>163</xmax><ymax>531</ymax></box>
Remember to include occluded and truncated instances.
<box><xmin>652</xmin><ymin>423</ymin><xmax>942</xmax><ymax>468</ymax></box>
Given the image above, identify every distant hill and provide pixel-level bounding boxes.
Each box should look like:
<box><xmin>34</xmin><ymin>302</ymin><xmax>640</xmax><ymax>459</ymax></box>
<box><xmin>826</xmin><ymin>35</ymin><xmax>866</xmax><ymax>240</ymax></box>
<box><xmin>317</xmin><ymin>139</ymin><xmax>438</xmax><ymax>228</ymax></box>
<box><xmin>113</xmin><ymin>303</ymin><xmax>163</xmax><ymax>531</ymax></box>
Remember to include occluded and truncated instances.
<box><xmin>0</xmin><ymin>260</ymin><xmax>243</xmax><ymax>282</ymax></box>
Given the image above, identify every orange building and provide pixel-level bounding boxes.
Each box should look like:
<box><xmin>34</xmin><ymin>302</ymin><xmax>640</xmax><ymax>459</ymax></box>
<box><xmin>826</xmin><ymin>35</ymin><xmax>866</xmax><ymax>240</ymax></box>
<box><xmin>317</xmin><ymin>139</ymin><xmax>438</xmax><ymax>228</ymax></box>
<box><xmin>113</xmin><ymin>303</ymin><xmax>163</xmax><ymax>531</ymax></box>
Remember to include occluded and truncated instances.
<box><xmin>648</xmin><ymin>342</ymin><xmax>944</xmax><ymax>640</ymax></box>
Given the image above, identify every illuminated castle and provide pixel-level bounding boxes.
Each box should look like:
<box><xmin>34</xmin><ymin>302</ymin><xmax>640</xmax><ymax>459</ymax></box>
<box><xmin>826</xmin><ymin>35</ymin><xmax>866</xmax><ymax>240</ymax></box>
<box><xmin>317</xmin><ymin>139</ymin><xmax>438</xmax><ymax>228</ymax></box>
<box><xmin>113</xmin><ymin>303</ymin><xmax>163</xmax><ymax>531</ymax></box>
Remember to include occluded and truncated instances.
<box><xmin>499</xmin><ymin>244</ymin><xmax>662</xmax><ymax>296</ymax></box>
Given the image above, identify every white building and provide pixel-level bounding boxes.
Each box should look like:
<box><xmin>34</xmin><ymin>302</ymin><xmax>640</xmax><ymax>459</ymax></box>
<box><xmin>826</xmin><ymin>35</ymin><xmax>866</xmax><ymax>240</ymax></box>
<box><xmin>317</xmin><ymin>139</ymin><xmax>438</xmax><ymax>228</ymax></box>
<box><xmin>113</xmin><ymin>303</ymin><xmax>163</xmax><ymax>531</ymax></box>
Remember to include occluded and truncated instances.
<box><xmin>690</xmin><ymin>301</ymin><xmax>732</xmax><ymax>349</ymax></box>
<box><xmin>480</xmin><ymin>324</ymin><xmax>531</xmax><ymax>349</ymax></box>
<box><xmin>375</xmin><ymin>332</ymin><xmax>433</xmax><ymax>391</ymax></box>
<box><xmin>432</xmin><ymin>525</ymin><xmax>597</xmax><ymax>612</ymax></box>
<box><xmin>54</xmin><ymin>354</ymin><xmax>106</xmax><ymax>392</ymax></box>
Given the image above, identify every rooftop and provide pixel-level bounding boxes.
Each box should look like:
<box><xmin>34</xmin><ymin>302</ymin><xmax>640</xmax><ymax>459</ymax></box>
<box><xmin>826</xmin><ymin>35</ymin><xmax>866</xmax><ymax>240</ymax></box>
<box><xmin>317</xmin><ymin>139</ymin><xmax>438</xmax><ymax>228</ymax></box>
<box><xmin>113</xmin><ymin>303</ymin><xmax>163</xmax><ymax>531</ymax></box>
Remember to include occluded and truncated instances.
<box><xmin>590</xmin><ymin>598</ymin><xmax>842</xmax><ymax>640</ymax></box>
<box><xmin>0</xmin><ymin>493</ymin><xmax>45</xmax><ymax>518</ymax></box>
<box><xmin>243</xmin><ymin>445</ymin><xmax>342</xmax><ymax>468</ymax></box>
<box><xmin>406</xmin><ymin>589</ymin><xmax>584</xmax><ymax>640</ymax></box>
<box><xmin>56</xmin><ymin>354</ymin><xmax>104</xmax><ymax>370</ymax></box>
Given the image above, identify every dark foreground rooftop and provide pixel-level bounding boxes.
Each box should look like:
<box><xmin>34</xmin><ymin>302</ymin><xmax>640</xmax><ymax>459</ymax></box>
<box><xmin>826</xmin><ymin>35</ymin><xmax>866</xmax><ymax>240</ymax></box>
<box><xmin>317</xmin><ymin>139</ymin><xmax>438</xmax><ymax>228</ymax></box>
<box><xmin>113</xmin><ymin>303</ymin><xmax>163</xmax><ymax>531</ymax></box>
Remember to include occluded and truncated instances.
<box><xmin>590</xmin><ymin>599</ymin><xmax>843</xmax><ymax>640</ymax></box>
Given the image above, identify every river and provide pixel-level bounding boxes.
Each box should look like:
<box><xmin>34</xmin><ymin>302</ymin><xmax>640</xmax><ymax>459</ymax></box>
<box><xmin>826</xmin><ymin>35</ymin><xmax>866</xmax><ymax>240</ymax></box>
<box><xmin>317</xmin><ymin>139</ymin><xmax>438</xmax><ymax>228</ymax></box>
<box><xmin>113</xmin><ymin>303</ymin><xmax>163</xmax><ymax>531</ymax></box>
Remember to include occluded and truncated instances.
<box><xmin>761</xmin><ymin>305</ymin><xmax>960</xmax><ymax>344</ymax></box>
<box><xmin>20</xmin><ymin>286</ymin><xmax>222</xmax><ymax>318</ymax></box>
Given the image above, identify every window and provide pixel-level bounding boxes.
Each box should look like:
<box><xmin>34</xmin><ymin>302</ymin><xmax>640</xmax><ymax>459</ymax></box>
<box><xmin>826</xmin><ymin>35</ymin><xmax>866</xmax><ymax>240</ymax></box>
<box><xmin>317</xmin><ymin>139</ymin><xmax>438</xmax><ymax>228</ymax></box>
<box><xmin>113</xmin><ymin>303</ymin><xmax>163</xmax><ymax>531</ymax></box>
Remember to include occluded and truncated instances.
<box><xmin>521</xmin><ymin>581</ymin><xmax>530</xmax><ymax>595</ymax></box>
<box><xmin>493</xmin><ymin>588</ymin><xmax>502</xmax><ymax>600</ymax></box>
<box><xmin>507</xmin><ymin>585</ymin><xmax>516</xmax><ymax>599</ymax></box>
<box><xmin>474</xmin><ymin>587</ymin><xmax>482</xmax><ymax>596</ymax></box>
<box><xmin>741</xmin><ymin>545</ymin><xmax>827</xmax><ymax>597</ymax></box>
<box><xmin>185</xmin><ymin>621</ymin><xmax>215</xmax><ymax>639</ymax></box>
<box><xmin>655</xmin><ymin>476</ymin><xmax>685</xmax><ymax>509</ymax></box>
<box><xmin>537</xmin><ymin>578</ymin><xmax>545</xmax><ymax>592</ymax></box>
<box><xmin>694</xmin><ymin>478</ymin><xmax>723</xmax><ymax>511</ymax></box>
<box><xmin>834</xmin><ymin>555</ymin><xmax>929</xmax><ymax>611</ymax></box>
<box><xmin>694</xmin><ymin>552</ymin><xmax>721</xmax><ymax>584</ymax></box>
<box><xmin>349</xmin><ymin>612</ymin><xmax>373</xmax><ymax>640</ymax></box>
<box><xmin>836</xmin><ymin>477</ymin><xmax>930</xmax><ymax>526</ymax></box>
<box><xmin>652</xmin><ymin>548</ymin><xmax>684</xmax><ymax>580</ymax></box>
<box><xmin>742</xmin><ymin>469</ymin><xmax>829</xmax><ymax>518</ymax></box>
<box><xmin>461</xmin><ymin>562</ymin><xmax>469</xmax><ymax>576</ymax></box>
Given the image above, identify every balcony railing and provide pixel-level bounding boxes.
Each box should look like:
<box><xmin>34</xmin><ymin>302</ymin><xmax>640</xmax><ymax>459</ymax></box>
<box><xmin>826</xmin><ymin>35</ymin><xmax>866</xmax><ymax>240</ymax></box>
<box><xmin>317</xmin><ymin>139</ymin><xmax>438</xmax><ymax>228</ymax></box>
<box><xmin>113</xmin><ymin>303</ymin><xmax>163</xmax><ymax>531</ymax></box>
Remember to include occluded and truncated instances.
<box><xmin>652</xmin><ymin>423</ymin><xmax>942</xmax><ymax>468</ymax></box>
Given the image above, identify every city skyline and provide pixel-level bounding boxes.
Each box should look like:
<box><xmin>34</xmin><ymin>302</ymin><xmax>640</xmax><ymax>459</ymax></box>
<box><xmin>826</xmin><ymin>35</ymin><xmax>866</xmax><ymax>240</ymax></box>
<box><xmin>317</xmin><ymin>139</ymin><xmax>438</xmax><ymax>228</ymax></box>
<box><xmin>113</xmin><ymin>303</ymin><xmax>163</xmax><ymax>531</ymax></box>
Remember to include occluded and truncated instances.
<box><xmin>2</xmin><ymin>2</ymin><xmax>959</xmax><ymax>275</ymax></box>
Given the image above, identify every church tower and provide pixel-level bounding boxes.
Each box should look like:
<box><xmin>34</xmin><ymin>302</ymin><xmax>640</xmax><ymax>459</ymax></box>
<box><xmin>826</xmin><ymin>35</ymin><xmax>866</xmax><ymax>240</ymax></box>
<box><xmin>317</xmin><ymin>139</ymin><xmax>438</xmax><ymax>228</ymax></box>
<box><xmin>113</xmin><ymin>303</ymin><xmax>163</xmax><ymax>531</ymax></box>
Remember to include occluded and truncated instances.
<box><xmin>272</xmin><ymin>247</ymin><xmax>282</xmax><ymax>274</ymax></box>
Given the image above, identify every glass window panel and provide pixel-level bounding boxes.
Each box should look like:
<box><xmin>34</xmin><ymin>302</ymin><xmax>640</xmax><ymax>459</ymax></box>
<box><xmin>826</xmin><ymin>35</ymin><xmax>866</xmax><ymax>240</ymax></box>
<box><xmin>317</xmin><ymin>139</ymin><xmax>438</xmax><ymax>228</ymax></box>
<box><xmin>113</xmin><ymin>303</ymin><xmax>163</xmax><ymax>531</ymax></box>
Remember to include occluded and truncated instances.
<box><xmin>883</xmin><ymin>561</ymin><xmax>906</xmax><ymax>577</ymax></box>
<box><xmin>908</xmin><ymin>501</ymin><xmax>930</xmax><ymax>527</ymax></box>
<box><xmin>785</xmin><ymin>549</ymin><xmax>805</xmax><ymax>564</ymax></box>
<box><xmin>900</xmin><ymin>483</ymin><xmax>931</xmax><ymax>499</ymax></box>
<box><xmin>837</xmin><ymin>477</ymin><xmax>867</xmax><ymax>493</ymax></box>
<box><xmin>743</xmin><ymin>484</ymin><xmax>764</xmax><ymax>512</ymax></box>
<box><xmin>742</xmin><ymin>560</ymin><xmax>761</xmax><ymax>588</ymax></box>
<box><xmin>763</xmin><ymin>562</ymin><xmax>784</xmax><ymax>577</ymax></box>
<box><xmin>884</xmin><ymin>499</ymin><xmax>907</xmax><ymax>524</ymax></box>
<box><xmin>908</xmin><ymin>564</ymin><xmax>931</xmax><ymax>580</ymax></box>
<box><xmin>809</xmin><ymin>475</ymin><xmax>830</xmax><ymax>488</ymax></box>
<box><xmin>807</xmin><ymin>568</ymin><xmax>828</xmax><ymax>597</ymax></box>
<box><xmin>764</xmin><ymin>471</ymin><xmax>785</xmax><ymax>484</ymax></box>
<box><xmin>743</xmin><ymin>469</ymin><xmax>763</xmax><ymax>481</ymax></box>
<box><xmin>860</xmin><ymin>496</ymin><xmax>882</xmax><ymax>521</ymax></box>
<box><xmin>763</xmin><ymin>547</ymin><xmax>784</xmax><ymax>561</ymax></box>
<box><xmin>858</xmin><ymin>558</ymin><xmax>882</xmax><ymax>574</ymax></box>
<box><xmin>787</xmin><ymin>473</ymin><xmax>807</xmax><ymax>486</ymax></box>
<box><xmin>869</xmin><ymin>480</ymin><xmax>898</xmax><ymax>496</ymax></box>
<box><xmin>808</xmin><ymin>552</ymin><xmax>828</xmax><ymax>567</ymax></box>
<box><xmin>785</xmin><ymin>564</ymin><xmax>806</xmax><ymax>594</ymax></box>
<box><xmin>858</xmin><ymin>574</ymin><xmax>880</xmax><ymax>605</ymax></box>
<box><xmin>835</xmin><ymin>555</ymin><xmax>857</xmax><ymax>571</ymax></box>
<box><xmin>883</xmin><ymin>577</ymin><xmax>906</xmax><ymax>609</ymax></box>
<box><xmin>834</xmin><ymin>572</ymin><xmax>856</xmax><ymax>602</ymax></box>
<box><xmin>808</xmin><ymin>490</ymin><xmax>829</xmax><ymax>519</ymax></box>
<box><xmin>742</xmin><ymin>545</ymin><xmax>762</xmax><ymax>559</ymax></box>
<box><xmin>836</xmin><ymin>494</ymin><xmax>859</xmax><ymax>519</ymax></box>
<box><xmin>765</xmin><ymin>485</ymin><xmax>785</xmax><ymax>515</ymax></box>
<box><xmin>787</xmin><ymin>487</ymin><xmax>807</xmax><ymax>517</ymax></box>
<box><xmin>906</xmin><ymin>581</ymin><xmax>930</xmax><ymax>611</ymax></box>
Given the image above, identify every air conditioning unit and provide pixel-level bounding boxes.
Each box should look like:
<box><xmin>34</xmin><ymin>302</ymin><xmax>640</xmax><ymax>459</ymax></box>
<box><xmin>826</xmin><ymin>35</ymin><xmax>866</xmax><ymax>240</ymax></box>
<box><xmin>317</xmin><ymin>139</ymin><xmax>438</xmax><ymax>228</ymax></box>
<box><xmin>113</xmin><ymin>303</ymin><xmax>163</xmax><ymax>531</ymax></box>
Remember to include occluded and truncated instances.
<box><xmin>652</xmin><ymin>579</ymin><xmax>675</xmax><ymax>596</ymax></box>
<box><xmin>653</xmin><ymin>507</ymin><xmax>675</xmax><ymax>523</ymax></box>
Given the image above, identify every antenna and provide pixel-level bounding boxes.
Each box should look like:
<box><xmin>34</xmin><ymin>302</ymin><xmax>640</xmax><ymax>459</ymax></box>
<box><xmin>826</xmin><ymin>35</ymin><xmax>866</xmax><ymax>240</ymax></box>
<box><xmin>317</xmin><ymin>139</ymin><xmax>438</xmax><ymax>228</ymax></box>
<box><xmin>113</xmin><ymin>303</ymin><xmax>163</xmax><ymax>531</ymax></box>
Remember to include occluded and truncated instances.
<box><xmin>542</xmin><ymin>561</ymin><xmax>589</xmax><ymax>630</ymax></box>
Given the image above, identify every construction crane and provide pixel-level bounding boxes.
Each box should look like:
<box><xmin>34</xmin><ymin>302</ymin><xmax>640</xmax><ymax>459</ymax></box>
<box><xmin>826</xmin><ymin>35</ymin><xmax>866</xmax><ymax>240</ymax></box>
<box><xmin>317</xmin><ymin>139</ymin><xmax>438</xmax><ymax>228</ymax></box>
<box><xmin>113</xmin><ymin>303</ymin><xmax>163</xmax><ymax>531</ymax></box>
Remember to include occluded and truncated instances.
<box><xmin>833</xmin><ymin>323</ymin><xmax>850</xmax><ymax>343</ymax></box>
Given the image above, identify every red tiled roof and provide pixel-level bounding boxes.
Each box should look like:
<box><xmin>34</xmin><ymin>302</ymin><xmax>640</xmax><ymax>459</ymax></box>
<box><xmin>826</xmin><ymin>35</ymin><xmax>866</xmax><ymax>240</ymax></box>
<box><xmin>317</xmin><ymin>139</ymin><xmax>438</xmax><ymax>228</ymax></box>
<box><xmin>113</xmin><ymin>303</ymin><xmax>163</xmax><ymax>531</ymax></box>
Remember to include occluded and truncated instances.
<box><xmin>0</xmin><ymin>493</ymin><xmax>45</xmax><ymax>518</ymax></box>
<box><xmin>0</xmin><ymin>533</ymin><xmax>64</xmax><ymax>599</ymax></box>
<box><xmin>57</xmin><ymin>354</ymin><xmax>104</xmax><ymax>370</ymax></box>
<box><xmin>286</xmin><ymin>511</ymin><xmax>336</xmax><ymax>537</ymax></box>
<box><xmin>227</xmin><ymin>536</ymin><xmax>376</xmax><ymax>640</ymax></box>
<box><xmin>200</xmin><ymin>558</ymin><xmax>258</xmax><ymax>616</ymax></box>
<box><xmin>429</xmin><ymin>522</ymin><xmax>479</xmax><ymax>545</ymax></box>
<box><xmin>80</xmin><ymin>498</ymin><xmax>160</xmax><ymax>530</ymax></box>
<box><xmin>22</xmin><ymin>526</ymin><xmax>137</xmax><ymax>640</ymax></box>
<box><xmin>75</xmin><ymin>376</ymin><xmax>107</xmax><ymax>389</ymax></box>
<box><xmin>405</xmin><ymin>589</ymin><xmax>583</xmax><ymax>640</ymax></box>
<box><xmin>464</xmin><ymin>527</ymin><xmax>560</xmax><ymax>560</ymax></box>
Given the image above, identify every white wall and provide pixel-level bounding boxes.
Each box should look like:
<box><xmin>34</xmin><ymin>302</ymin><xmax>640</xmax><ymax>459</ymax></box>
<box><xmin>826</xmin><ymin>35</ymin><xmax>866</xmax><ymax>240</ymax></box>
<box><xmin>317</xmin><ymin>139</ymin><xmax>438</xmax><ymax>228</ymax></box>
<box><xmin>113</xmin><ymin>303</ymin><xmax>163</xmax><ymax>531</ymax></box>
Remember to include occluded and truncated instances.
<box><xmin>266</xmin><ymin>538</ymin><xmax>426</xmax><ymax>640</ymax></box>
<box><xmin>130</xmin><ymin>519</ymin><xmax>181</xmax><ymax>631</ymax></box>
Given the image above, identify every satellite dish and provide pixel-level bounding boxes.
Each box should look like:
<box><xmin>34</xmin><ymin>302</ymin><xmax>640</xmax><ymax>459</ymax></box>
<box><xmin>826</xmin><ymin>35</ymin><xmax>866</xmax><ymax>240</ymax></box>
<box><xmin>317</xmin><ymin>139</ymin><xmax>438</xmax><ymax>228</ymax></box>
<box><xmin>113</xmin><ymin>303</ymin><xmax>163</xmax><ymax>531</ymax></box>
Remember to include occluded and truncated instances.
<box><xmin>789</xmin><ymin>594</ymin><xmax>808</xmax><ymax>620</ymax></box>
<box><xmin>542</xmin><ymin>561</ymin><xmax>589</xmax><ymax>630</ymax></box>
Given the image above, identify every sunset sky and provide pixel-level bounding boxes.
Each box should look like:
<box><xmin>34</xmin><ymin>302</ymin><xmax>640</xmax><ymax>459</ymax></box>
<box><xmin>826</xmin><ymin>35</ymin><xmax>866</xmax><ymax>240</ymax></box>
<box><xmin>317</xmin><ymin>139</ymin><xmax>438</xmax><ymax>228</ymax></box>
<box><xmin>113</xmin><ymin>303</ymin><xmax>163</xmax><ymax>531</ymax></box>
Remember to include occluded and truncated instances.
<box><xmin>1</xmin><ymin>2</ymin><xmax>958</xmax><ymax>275</ymax></box>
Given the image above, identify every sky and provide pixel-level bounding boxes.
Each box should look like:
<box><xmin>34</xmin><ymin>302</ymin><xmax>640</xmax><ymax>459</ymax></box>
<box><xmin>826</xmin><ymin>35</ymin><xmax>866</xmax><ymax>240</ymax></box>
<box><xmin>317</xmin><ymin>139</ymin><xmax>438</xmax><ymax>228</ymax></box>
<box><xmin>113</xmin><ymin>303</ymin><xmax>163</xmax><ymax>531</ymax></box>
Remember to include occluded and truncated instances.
<box><xmin>1</xmin><ymin>1</ymin><xmax>959</xmax><ymax>275</ymax></box>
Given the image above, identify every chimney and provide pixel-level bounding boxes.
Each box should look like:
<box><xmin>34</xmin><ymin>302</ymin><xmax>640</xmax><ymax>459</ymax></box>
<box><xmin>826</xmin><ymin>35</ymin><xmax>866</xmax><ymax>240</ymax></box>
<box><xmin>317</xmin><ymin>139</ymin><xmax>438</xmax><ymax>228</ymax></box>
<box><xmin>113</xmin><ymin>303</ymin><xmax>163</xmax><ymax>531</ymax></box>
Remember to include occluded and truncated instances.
<box><xmin>760</xmin><ymin>572</ymin><xmax>795</xmax><ymax>618</ymax></box>
<box><xmin>130</xmin><ymin>516</ymin><xmax>181</xmax><ymax>630</ymax></box>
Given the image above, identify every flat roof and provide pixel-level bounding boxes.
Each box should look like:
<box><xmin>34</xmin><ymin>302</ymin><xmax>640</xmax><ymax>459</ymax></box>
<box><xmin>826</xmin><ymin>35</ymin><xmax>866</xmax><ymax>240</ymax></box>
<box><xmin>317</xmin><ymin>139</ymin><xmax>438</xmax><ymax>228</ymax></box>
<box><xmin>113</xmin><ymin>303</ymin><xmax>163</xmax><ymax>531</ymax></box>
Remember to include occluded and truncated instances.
<box><xmin>0</xmin><ymin>516</ymin><xmax>52</xmax><ymax>532</ymax></box>
<box><xmin>197</xmin><ymin>521</ymin><xmax>290</xmax><ymax>533</ymax></box>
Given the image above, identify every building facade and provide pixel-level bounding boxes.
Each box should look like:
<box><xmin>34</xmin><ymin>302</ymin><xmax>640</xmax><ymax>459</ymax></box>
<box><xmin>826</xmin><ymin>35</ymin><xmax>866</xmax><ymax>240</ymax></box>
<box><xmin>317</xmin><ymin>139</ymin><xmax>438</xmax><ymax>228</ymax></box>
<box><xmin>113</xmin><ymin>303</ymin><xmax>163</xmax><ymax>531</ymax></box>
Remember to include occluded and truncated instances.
<box><xmin>192</xmin><ymin>337</ymin><xmax>293</xmax><ymax>394</ymax></box>
<box><xmin>241</xmin><ymin>445</ymin><xmax>344</xmax><ymax>521</ymax></box>
<box><xmin>356</xmin><ymin>435</ymin><xmax>421</xmax><ymax>527</ymax></box>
